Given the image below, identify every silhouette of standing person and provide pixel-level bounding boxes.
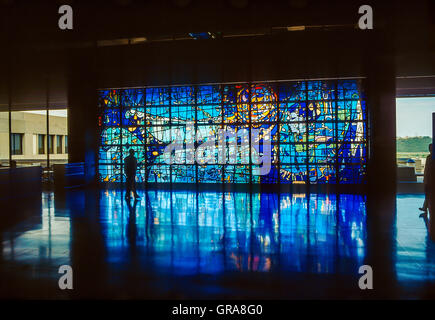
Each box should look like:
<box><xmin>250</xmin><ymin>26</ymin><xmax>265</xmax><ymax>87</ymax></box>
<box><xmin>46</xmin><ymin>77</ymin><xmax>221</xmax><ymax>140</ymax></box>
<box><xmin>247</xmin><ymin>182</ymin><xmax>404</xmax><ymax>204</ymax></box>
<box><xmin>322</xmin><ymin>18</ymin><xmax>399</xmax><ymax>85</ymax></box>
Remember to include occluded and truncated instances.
<box><xmin>420</xmin><ymin>143</ymin><xmax>433</xmax><ymax>217</ymax></box>
<box><xmin>124</xmin><ymin>149</ymin><xmax>140</xmax><ymax>200</ymax></box>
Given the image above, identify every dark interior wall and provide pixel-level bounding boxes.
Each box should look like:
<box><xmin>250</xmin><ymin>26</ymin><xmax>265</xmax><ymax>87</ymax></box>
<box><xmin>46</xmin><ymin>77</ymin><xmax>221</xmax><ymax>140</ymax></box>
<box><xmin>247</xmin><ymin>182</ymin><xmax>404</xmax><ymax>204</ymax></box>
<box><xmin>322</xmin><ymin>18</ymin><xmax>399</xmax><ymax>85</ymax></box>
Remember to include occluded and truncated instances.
<box><xmin>0</xmin><ymin>0</ymin><xmax>384</xmax><ymax>47</ymax></box>
<box><xmin>0</xmin><ymin>0</ymin><xmax>407</xmax><ymax>192</ymax></box>
<box><xmin>67</xmin><ymin>29</ymin><xmax>397</xmax><ymax>191</ymax></box>
<box><xmin>0</xmin><ymin>47</ymin><xmax>68</xmax><ymax>112</ymax></box>
<box><xmin>365</xmin><ymin>44</ymin><xmax>397</xmax><ymax>194</ymax></box>
<box><xmin>95</xmin><ymin>30</ymin><xmax>368</xmax><ymax>89</ymax></box>
<box><xmin>1</xmin><ymin>0</ymin><xmax>433</xmax><ymax>109</ymax></box>
<box><xmin>68</xmin><ymin>48</ymin><xmax>98</xmax><ymax>185</ymax></box>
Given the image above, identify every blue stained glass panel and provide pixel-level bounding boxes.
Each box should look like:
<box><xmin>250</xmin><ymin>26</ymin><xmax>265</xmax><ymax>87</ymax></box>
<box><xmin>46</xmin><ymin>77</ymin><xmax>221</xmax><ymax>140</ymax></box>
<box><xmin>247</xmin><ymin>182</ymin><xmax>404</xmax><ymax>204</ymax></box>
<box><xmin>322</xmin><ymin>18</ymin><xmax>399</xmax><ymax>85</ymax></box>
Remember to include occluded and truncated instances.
<box><xmin>102</xmin><ymin>108</ymin><xmax>120</xmax><ymax>126</ymax></box>
<box><xmin>98</xmin><ymin>79</ymin><xmax>367</xmax><ymax>184</ymax></box>
<box><xmin>197</xmin><ymin>85</ymin><xmax>221</xmax><ymax>104</ymax></box>
<box><xmin>198</xmin><ymin>165</ymin><xmax>222</xmax><ymax>183</ymax></box>
<box><xmin>146</xmin><ymin>87</ymin><xmax>170</xmax><ymax>105</ymax></box>
<box><xmin>171</xmin><ymin>86</ymin><xmax>195</xmax><ymax>105</ymax></box>
<box><xmin>279</xmin><ymin>144</ymin><xmax>307</xmax><ymax>164</ymax></box>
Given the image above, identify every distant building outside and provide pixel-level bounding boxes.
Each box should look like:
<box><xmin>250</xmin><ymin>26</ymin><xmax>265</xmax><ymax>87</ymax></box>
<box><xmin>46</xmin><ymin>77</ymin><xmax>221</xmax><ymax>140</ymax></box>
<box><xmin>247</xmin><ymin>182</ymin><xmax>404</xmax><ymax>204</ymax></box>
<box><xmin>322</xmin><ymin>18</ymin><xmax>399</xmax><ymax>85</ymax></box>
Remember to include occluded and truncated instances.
<box><xmin>0</xmin><ymin>111</ymin><xmax>68</xmax><ymax>167</ymax></box>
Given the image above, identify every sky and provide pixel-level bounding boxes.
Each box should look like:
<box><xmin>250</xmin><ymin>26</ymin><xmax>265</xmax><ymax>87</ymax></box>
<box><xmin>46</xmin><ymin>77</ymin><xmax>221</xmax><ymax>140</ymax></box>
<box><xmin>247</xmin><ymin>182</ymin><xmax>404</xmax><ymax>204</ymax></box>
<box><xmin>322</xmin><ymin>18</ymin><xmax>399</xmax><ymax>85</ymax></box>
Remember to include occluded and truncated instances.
<box><xmin>396</xmin><ymin>97</ymin><xmax>435</xmax><ymax>137</ymax></box>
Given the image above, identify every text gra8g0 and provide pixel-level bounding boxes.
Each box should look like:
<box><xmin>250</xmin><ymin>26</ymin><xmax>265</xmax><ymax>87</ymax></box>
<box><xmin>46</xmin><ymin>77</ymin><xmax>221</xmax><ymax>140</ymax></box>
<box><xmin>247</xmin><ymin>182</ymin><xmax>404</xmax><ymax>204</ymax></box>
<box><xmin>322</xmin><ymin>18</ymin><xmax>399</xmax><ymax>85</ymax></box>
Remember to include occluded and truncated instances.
<box><xmin>216</xmin><ymin>305</ymin><xmax>263</xmax><ymax>315</ymax></box>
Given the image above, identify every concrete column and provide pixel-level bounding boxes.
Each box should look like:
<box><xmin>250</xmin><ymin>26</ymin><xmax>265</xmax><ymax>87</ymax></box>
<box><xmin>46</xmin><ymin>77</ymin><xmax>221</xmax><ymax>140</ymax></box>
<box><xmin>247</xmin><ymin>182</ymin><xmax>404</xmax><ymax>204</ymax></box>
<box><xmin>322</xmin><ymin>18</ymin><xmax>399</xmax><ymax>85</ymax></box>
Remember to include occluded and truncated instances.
<box><xmin>363</xmin><ymin>30</ymin><xmax>398</xmax><ymax>298</ymax></box>
<box><xmin>67</xmin><ymin>46</ymin><xmax>98</xmax><ymax>185</ymax></box>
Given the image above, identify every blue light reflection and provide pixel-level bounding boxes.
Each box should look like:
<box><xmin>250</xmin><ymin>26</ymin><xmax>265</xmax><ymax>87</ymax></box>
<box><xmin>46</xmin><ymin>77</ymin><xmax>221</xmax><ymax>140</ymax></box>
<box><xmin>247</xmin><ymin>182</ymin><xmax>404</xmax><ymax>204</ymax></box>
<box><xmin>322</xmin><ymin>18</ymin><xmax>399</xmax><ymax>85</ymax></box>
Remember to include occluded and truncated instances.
<box><xmin>100</xmin><ymin>191</ymin><xmax>366</xmax><ymax>276</ymax></box>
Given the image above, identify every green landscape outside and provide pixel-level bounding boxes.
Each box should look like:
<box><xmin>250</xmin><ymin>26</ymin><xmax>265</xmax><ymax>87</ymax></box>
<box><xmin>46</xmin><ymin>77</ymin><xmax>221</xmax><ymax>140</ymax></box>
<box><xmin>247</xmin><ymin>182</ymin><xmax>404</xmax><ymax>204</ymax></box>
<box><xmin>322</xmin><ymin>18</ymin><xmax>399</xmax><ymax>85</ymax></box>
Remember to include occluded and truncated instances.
<box><xmin>396</xmin><ymin>97</ymin><xmax>435</xmax><ymax>176</ymax></box>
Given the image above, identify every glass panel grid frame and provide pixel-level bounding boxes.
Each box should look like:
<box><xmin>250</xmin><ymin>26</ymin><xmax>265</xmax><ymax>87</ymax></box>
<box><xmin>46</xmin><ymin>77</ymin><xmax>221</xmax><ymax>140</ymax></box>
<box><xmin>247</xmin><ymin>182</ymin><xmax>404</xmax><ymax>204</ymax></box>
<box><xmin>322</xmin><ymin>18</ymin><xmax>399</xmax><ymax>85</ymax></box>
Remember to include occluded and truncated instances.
<box><xmin>98</xmin><ymin>79</ymin><xmax>368</xmax><ymax>184</ymax></box>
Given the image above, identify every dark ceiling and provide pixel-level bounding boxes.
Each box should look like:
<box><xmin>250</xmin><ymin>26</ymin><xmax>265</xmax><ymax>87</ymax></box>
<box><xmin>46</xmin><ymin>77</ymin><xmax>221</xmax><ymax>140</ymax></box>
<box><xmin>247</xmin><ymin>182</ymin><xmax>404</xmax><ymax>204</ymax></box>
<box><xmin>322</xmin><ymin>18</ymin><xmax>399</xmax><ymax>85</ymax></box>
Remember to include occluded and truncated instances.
<box><xmin>0</xmin><ymin>0</ymin><xmax>434</xmax><ymax>110</ymax></box>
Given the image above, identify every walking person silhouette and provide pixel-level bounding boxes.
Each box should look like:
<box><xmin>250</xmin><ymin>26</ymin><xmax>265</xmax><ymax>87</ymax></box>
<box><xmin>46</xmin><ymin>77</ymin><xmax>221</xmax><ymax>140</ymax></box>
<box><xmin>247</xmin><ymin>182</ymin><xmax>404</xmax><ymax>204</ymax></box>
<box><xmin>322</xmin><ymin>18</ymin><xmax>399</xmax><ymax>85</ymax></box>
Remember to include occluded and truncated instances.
<box><xmin>419</xmin><ymin>143</ymin><xmax>433</xmax><ymax>217</ymax></box>
<box><xmin>124</xmin><ymin>149</ymin><xmax>140</xmax><ymax>200</ymax></box>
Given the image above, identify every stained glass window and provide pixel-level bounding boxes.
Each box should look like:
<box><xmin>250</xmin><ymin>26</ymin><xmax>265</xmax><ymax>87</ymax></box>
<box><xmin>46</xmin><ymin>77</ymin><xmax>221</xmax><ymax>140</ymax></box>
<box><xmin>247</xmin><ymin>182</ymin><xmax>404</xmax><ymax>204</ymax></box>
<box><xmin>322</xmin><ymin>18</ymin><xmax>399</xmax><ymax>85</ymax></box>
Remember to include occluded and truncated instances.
<box><xmin>98</xmin><ymin>79</ymin><xmax>367</xmax><ymax>184</ymax></box>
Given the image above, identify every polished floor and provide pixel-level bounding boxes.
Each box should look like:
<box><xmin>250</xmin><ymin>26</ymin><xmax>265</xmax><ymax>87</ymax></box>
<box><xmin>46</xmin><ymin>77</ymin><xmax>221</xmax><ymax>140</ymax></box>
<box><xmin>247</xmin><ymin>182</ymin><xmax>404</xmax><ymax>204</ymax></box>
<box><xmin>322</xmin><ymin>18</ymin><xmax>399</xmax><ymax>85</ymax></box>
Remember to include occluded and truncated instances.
<box><xmin>0</xmin><ymin>190</ymin><xmax>434</xmax><ymax>299</ymax></box>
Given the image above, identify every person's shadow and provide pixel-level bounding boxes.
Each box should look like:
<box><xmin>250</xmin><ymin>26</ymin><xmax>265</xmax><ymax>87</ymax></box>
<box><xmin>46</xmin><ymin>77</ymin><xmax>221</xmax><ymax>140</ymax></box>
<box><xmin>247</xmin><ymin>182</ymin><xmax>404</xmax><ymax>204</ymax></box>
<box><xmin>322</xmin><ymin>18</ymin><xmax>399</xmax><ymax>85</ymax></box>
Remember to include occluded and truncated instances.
<box><xmin>422</xmin><ymin>198</ymin><xmax>435</xmax><ymax>241</ymax></box>
<box><xmin>126</xmin><ymin>198</ymin><xmax>138</xmax><ymax>250</ymax></box>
